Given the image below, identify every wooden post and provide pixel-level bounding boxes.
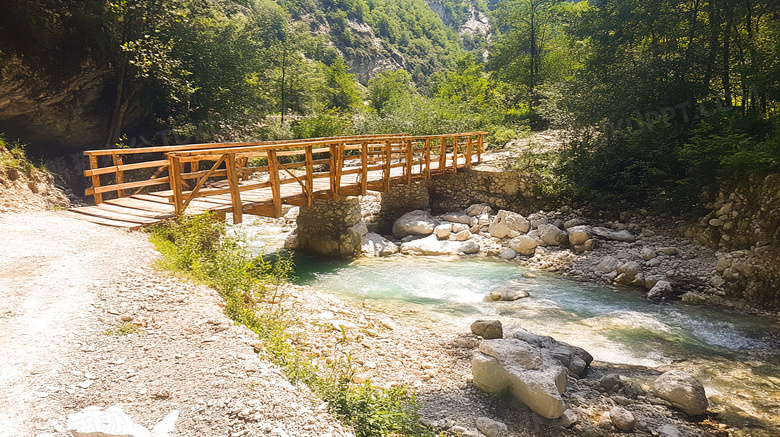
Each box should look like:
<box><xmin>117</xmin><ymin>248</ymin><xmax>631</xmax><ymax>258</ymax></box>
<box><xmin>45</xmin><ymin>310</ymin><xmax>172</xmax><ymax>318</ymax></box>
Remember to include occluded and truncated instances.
<box><xmin>329</xmin><ymin>143</ymin><xmax>338</xmax><ymax>199</ymax></box>
<box><xmin>334</xmin><ymin>142</ymin><xmax>344</xmax><ymax>198</ymax></box>
<box><xmin>424</xmin><ymin>138</ymin><xmax>431</xmax><ymax>179</ymax></box>
<box><xmin>268</xmin><ymin>150</ymin><xmax>282</xmax><ymax>217</ymax></box>
<box><xmin>225</xmin><ymin>152</ymin><xmax>243</xmax><ymax>224</ymax></box>
<box><xmin>360</xmin><ymin>142</ymin><xmax>368</xmax><ymax>195</ymax></box>
<box><xmin>452</xmin><ymin>136</ymin><xmax>458</xmax><ymax>172</ymax></box>
<box><xmin>169</xmin><ymin>154</ymin><xmax>184</xmax><ymax>214</ymax></box>
<box><xmin>477</xmin><ymin>133</ymin><xmax>484</xmax><ymax>163</ymax></box>
<box><xmin>466</xmin><ymin>135</ymin><xmax>473</xmax><ymax>169</ymax></box>
<box><xmin>305</xmin><ymin>145</ymin><xmax>314</xmax><ymax>207</ymax></box>
<box><xmin>112</xmin><ymin>154</ymin><xmax>125</xmax><ymax>198</ymax></box>
<box><xmin>384</xmin><ymin>140</ymin><xmax>392</xmax><ymax>191</ymax></box>
<box><xmin>405</xmin><ymin>138</ymin><xmax>413</xmax><ymax>184</ymax></box>
<box><xmin>88</xmin><ymin>155</ymin><xmax>103</xmax><ymax>204</ymax></box>
<box><xmin>439</xmin><ymin>137</ymin><xmax>446</xmax><ymax>174</ymax></box>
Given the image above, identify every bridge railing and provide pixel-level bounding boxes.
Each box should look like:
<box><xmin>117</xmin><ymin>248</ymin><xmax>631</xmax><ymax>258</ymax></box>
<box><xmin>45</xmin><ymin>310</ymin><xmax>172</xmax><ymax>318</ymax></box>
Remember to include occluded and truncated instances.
<box><xmin>82</xmin><ymin>131</ymin><xmax>486</xmax><ymax>224</ymax></box>
<box><xmin>81</xmin><ymin>134</ymin><xmax>407</xmax><ymax>204</ymax></box>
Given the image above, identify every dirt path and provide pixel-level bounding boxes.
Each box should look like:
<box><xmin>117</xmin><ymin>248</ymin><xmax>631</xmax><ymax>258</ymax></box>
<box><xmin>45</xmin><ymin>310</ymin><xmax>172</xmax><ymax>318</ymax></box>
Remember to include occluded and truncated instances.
<box><xmin>0</xmin><ymin>211</ymin><xmax>352</xmax><ymax>437</ymax></box>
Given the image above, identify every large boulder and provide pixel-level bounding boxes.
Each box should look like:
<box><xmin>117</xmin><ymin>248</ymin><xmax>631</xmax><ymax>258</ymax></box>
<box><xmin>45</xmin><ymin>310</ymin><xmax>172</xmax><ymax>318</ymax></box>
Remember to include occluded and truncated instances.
<box><xmin>476</xmin><ymin>417</ymin><xmax>508</xmax><ymax>437</ymax></box>
<box><xmin>392</xmin><ymin>210</ymin><xmax>436</xmax><ymax>238</ymax></box>
<box><xmin>361</xmin><ymin>233</ymin><xmax>399</xmax><ymax>257</ymax></box>
<box><xmin>609</xmin><ymin>406</ymin><xmax>636</xmax><ymax>431</ymax></box>
<box><xmin>472</xmin><ymin>339</ymin><xmax>568</xmax><ymax>419</ymax></box>
<box><xmin>471</xmin><ymin>320</ymin><xmax>503</xmax><ymax>339</ymax></box>
<box><xmin>652</xmin><ymin>370</ymin><xmax>708</xmax><ymax>415</ymax></box>
<box><xmin>466</xmin><ymin>203</ymin><xmax>493</xmax><ymax>217</ymax></box>
<box><xmin>646</xmin><ymin>280</ymin><xmax>674</xmax><ymax>301</ymax></box>
<box><xmin>441</xmin><ymin>211</ymin><xmax>472</xmax><ymax>224</ymax></box>
<box><xmin>507</xmin><ymin>235</ymin><xmax>540</xmax><ymax>256</ymax></box>
<box><xmin>503</xmin><ymin>326</ymin><xmax>592</xmax><ymax>377</ymax></box>
<box><xmin>433</xmin><ymin>223</ymin><xmax>452</xmax><ymax>239</ymax></box>
<box><xmin>592</xmin><ymin>227</ymin><xmax>636</xmax><ymax>243</ymax></box>
<box><xmin>399</xmin><ymin>234</ymin><xmax>480</xmax><ymax>256</ymax></box>
<box><xmin>567</xmin><ymin>226</ymin><xmax>592</xmax><ymax>246</ymax></box>
<box><xmin>488</xmin><ymin>210</ymin><xmax>530</xmax><ymax>239</ymax></box>
<box><xmin>538</xmin><ymin>224</ymin><xmax>566</xmax><ymax>246</ymax></box>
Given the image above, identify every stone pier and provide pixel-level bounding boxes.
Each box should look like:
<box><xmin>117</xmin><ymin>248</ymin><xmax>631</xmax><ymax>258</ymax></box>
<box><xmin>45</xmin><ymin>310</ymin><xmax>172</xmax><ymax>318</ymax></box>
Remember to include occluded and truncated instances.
<box><xmin>292</xmin><ymin>197</ymin><xmax>365</xmax><ymax>259</ymax></box>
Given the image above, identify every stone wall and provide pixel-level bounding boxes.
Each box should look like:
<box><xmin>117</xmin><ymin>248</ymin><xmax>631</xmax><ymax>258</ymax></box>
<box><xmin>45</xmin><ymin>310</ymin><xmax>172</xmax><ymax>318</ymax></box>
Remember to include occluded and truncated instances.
<box><xmin>687</xmin><ymin>173</ymin><xmax>780</xmax><ymax>309</ymax></box>
<box><xmin>427</xmin><ymin>169</ymin><xmax>543</xmax><ymax>215</ymax></box>
<box><xmin>294</xmin><ymin>197</ymin><xmax>364</xmax><ymax>259</ymax></box>
<box><xmin>373</xmin><ymin>182</ymin><xmax>430</xmax><ymax>234</ymax></box>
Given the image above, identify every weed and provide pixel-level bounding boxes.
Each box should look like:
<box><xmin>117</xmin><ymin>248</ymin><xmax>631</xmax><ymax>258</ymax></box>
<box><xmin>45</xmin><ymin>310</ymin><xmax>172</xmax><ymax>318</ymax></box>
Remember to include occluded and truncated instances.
<box><xmin>148</xmin><ymin>213</ymin><xmax>431</xmax><ymax>436</ymax></box>
<box><xmin>105</xmin><ymin>321</ymin><xmax>142</xmax><ymax>336</ymax></box>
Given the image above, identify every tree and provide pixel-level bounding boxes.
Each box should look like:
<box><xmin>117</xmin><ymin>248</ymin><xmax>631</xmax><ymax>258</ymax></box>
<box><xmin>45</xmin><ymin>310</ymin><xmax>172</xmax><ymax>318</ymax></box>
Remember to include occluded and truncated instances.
<box><xmin>367</xmin><ymin>69</ymin><xmax>413</xmax><ymax>114</ymax></box>
<box><xmin>321</xmin><ymin>57</ymin><xmax>364</xmax><ymax>113</ymax></box>
<box><xmin>487</xmin><ymin>0</ymin><xmax>567</xmax><ymax>110</ymax></box>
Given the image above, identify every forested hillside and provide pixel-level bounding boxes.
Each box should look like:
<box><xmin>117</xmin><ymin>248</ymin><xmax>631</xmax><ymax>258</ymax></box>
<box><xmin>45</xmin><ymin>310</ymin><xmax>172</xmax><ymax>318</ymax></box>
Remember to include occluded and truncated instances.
<box><xmin>0</xmin><ymin>0</ymin><xmax>778</xmax><ymax>215</ymax></box>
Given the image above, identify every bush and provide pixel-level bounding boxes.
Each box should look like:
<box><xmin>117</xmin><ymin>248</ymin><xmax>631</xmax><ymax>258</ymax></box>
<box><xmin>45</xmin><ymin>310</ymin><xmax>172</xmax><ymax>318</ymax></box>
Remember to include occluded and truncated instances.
<box><xmin>149</xmin><ymin>213</ymin><xmax>431</xmax><ymax>436</ymax></box>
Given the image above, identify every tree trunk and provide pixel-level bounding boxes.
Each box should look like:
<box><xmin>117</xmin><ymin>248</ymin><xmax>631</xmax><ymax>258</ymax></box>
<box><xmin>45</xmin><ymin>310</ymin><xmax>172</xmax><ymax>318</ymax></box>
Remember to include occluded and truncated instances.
<box><xmin>106</xmin><ymin>60</ymin><xmax>127</xmax><ymax>147</ymax></box>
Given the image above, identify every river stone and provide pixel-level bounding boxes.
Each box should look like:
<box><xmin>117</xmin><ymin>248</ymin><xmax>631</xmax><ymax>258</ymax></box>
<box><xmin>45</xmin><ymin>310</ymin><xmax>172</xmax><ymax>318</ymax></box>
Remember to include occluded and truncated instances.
<box><xmin>392</xmin><ymin>210</ymin><xmax>436</xmax><ymax>238</ymax></box>
<box><xmin>452</xmin><ymin>223</ymin><xmax>470</xmax><ymax>233</ymax></box>
<box><xmin>476</xmin><ymin>417</ymin><xmax>508</xmax><ymax>437</ymax></box>
<box><xmin>466</xmin><ymin>203</ymin><xmax>492</xmax><ymax>217</ymax></box>
<box><xmin>471</xmin><ymin>339</ymin><xmax>567</xmax><ymax>419</ymax></box>
<box><xmin>471</xmin><ymin>320</ymin><xmax>503</xmax><ymax>339</ymax></box>
<box><xmin>567</xmin><ymin>225</ymin><xmax>591</xmax><ymax>246</ymax></box>
<box><xmin>399</xmin><ymin>235</ymin><xmax>480</xmax><ymax>256</ymax></box>
<box><xmin>488</xmin><ymin>210</ymin><xmax>530</xmax><ymax>239</ymax></box>
<box><xmin>652</xmin><ymin>370</ymin><xmax>708</xmax><ymax>415</ymax></box>
<box><xmin>68</xmin><ymin>405</ymin><xmax>154</xmax><ymax>437</ymax></box>
<box><xmin>538</xmin><ymin>224</ymin><xmax>566</xmax><ymax>246</ymax></box>
<box><xmin>507</xmin><ymin>235</ymin><xmax>540</xmax><ymax>256</ymax></box>
<box><xmin>592</xmin><ymin>227</ymin><xmax>636</xmax><ymax>243</ymax></box>
<box><xmin>441</xmin><ymin>211</ymin><xmax>472</xmax><ymax>224</ymax></box>
<box><xmin>609</xmin><ymin>406</ymin><xmax>636</xmax><ymax>431</ymax></box>
<box><xmin>455</xmin><ymin>230</ymin><xmax>472</xmax><ymax>241</ymax></box>
<box><xmin>487</xmin><ymin>289</ymin><xmax>530</xmax><ymax>302</ymax></box>
<box><xmin>598</xmin><ymin>257</ymin><xmax>619</xmax><ymax>273</ymax></box>
<box><xmin>434</xmin><ymin>223</ymin><xmax>452</xmax><ymax>239</ymax></box>
<box><xmin>559</xmin><ymin>409</ymin><xmax>578</xmax><ymax>428</ymax></box>
<box><xmin>498</xmin><ymin>248</ymin><xmax>517</xmax><ymax>260</ymax></box>
<box><xmin>641</xmin><ymin>247</ymin><xmax>657</xmax><ymax>261</ymax></box>
<box><xmin>361</xmin><ymin>233</ymin><xmax>399</xmax><ymax>257</ymax></box>
<box><xmin>715</xmin><ymin>257</ymin><xmax>731</xmax><ymax>272</ymax></box>
<box><xmin>646</xmin><ymin>280</ymin><xmax>673</xmax><ymax>301</ymax></box>
<box><xmin>658</xmin><ymin>246</ymin><xmax>678</xmax><ymax>256</ymax></box>
<box><xmin>563</xmin><ymin>218</ymin><xmax>587</xmax><ymax>229</ymax></box>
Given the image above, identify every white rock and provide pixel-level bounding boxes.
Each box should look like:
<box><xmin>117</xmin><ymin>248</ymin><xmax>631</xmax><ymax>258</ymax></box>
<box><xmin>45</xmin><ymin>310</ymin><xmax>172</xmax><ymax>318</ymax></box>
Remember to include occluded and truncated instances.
<box><xmin>567</xmin><ymin>226</ymin><xmax>591</xmax><ymax>246</ymax></box>
<box><xmin>472</xmin><ymin>339</ymin><xmax>567</xmax><ymax>419</ymax></box>
<box><xmin>646</xmin><ymin>281</ymin><xmax>673</xmax><ymax>301</ymax></box>
<box><xmin>151</xmin><ymin>410</ymin><xmax>179</xmax><ymax>437</ymax></box>
<box><xmin>609</xmin><ymin>406</ymin><xmax>636</xmax><ymax>431</ymax></box>
<box><xmin>351</xmin><ymin>222</ymin><xmax>368</xmax><ymax>238</ymax></box>
<box><xmin>441</xmin><ymin>211</ymin><xmax>472</xmax><ymax>224</ymax></box>
<box><xmin>476</xmin><ymin>417</ymin><xmax>508</xmax><ymax>437</ymax></box>
<box><xmin>592</xmin><ymin>227</ymin><xmax>636</xmax><ymax>242</ymax></box>
<box><xmin>652</xmin><ymin>370</ymin><xmax>708</xmax><ymax>415</ymax></box>
<box><xmin>498</xmin><ymin>248</ymin><xmax>517</xmax><ymax>260</ymax></box>
<box><xmin>361</xmin><ymin>233</ymin><xmax>399</xmax><ymax>257</ymax></box>
<box><xmin>400</xmin><ymin>235</ymin><xmax>479</xmax><ymax>256</ymax></box>
<box><xmin>433</xmin><ymin>224</ymin><xmax>452</xmax><ymax>239</ymax></box>
<box><xmin>68</xmin><ymin>405</ymin><xmax>152</xmax><ymax>437</ymax></box>
<box><xmin>452</xmin><ymin>223</ymin><xmax>470</xmax><ymax>233</ymax></box>
<box><xmin>454</xmin><ymin>230</ymin><xmax>472</xmax><ymax>241</ymax></box>
<box><xmin>559</xmin><ymin>409</ymin><xmax>578</xmax><ymax>428</ymax></box>
<box><xmin>488</xmin><ymin>210</ymin><xmax>530</xmax><ymax>239</ymax></box>
<box><xmin>392</xmin><ymin>210</ymin><xmax>436</xmax><ymax>238</ymax></box>
<box><xmin>466</xmin><ymin>203</ymin><xmax>492</xmax><ymax>217</ymax></box>
<box><xmin>537</xmin><ymin>224</ymin><xmax>565</xmax><ymax>246</ymax></box>
<box><xmin>506</xmin><ymin>235</ymin><xmax>540</xmax><ymax>256</ymax></box>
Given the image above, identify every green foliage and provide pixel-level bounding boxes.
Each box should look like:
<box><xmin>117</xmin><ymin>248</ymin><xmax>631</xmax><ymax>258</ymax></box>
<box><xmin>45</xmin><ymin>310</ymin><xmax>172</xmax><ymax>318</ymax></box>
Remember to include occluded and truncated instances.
<box><xmin>104</xmin><ymin>321</ymin><xmax>142</xmax><ymax>336</ymax></box>
<box><xmin>368</xmin><ymin>70</ymin><xmax>413</xmax><ymax>114</ymax></box>
<box><xmin>322</xmin><ymin>58</ymin><xmax>365</xmax><ymax>113</ymax></box>
<box><xmin>292</xmin><ymin>110</ymin><xmax>354</xmax><ymax>138</ymax></box>
<box><xmin>0</xmin><ymin>135</ymin><xmax>36</xmax><ymax>172</ymax></box>
<box><xmin>148</xmin><ymin>213</ymin><xmax>431</xmax><ymax>436</ymax></box>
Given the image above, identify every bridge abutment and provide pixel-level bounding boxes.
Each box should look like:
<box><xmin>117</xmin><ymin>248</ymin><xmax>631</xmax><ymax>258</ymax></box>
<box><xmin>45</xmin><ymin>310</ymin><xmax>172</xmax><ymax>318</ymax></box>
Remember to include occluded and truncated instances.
<box><xmin>292</xmin><ymin>197</ymin><xmax>365</xmax><ymax>259</ymax></box>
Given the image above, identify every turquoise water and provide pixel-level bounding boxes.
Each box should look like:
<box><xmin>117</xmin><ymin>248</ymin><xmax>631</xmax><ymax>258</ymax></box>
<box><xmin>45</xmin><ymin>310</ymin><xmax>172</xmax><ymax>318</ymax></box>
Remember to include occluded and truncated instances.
<box><xmin>292</xmin><ymin>254</ymin><xmax>780</xmax><ymax>434</ymax></box>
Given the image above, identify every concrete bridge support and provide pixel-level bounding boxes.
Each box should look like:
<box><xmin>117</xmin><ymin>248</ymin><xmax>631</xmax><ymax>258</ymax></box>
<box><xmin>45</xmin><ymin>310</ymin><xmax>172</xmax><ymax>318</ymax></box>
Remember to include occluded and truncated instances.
<box><xmin>293</xmin><ymin>197</ymin><xmax>365</xmax><ymax>259</ymax></box>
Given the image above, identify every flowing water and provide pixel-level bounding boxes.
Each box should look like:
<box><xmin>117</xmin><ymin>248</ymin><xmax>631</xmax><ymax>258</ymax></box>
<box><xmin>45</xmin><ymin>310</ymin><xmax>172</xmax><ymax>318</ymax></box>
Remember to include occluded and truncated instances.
<box><xmin>290</xmin><ymin>255</ymin><xmax>780</xmax><ymax>436</ymax></box>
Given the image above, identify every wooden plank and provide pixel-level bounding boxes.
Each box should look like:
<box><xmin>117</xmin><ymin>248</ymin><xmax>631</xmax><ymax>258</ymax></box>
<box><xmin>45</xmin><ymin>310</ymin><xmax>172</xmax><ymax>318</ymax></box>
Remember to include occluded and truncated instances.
<box><xmin>112</xmin><ymin>154</ymin><xmax>125</xmax><ymax>198</ymax></box>
<box><xmin>405</xmin><ymin>138</ymin><xmax>413</xmax><ymax>184</ymax></box>
<box><xmin>97</xmin><ymin>203</ymin><xmax>174</xmax><ymax>219</ymax></box>
<box><xmin>424</xmin><ymin>138</ymin><xmax>431</xmax><ymax>179</ymax></box>
<box><xmin>65</xmin><ymin>211</ymin><xmax>142</xmax><ymax>230</ymax></box>
<box><xmin>439</xmin><ymin>137</ymin><xmax>447</xmax><ymax>174</ymax></box>
<box><xmin>384</xmin><ymin>140</ymin><xmax>392</xmax><ymax>191</ymax></box>
<box><xmin>466</xmin><ymin>136</ymin><xmax>473</xmax><ymax>169</ymax></box>
<box><xmin>71</xmin><ymin>206</ymin><xmax>160</xmax><ymax>225</ymax></box>
<box><xmin>452</xmin><ymin>136</ymin><xmax>458</xmax><ymax>173</ymax></box>
<box><xmin>105</xmin><ymin>197</ymin><xmax>175</xmax><ymax>213</ymax></box>
<box><xmin>85</xmin><ymin>176</ymin><xmax>171</xmax><ymax>196</ymax></box>
<box><xmin>477</xmin><ymin>133</ymin><xmax>484</xmax><ymax>163</ymax></box>
<box><xmin>84</xmin><ymin>159</ymin><xmax>169</xmax><ymax>177</ymax></box>
<box><xmin>267</xmin><ymin>149</ymin><xmax>282</xmax><ymax>218</ymax></box>
<box><xmin>225</xmin><ymin>153</ymin><xmax>243</xmax><ymax>224</ymax></box>
<box><xmin>360</xmin><ymin>142</ymin><xmax>368</xmax><ymax>195</ymax></box>
<box><xmin>88</xmin><ymin>155</ymin><xmax>102</xmax><ymax>204</ymax></box>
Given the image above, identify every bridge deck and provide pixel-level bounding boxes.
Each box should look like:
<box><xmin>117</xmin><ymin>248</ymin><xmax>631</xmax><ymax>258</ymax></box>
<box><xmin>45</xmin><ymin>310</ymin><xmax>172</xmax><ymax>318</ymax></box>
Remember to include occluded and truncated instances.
<box><xmin>69</xmin><ymin>134</ymin><xmax>477</xmax><ymax>230</ymax></box>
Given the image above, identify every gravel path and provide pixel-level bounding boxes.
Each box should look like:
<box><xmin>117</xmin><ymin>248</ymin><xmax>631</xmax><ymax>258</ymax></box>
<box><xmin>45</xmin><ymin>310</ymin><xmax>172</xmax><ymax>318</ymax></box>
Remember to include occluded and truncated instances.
<box><xmin>0</xmin><ymin>211</ymin><xmax>352</xmax><ymax>437</ymax></box>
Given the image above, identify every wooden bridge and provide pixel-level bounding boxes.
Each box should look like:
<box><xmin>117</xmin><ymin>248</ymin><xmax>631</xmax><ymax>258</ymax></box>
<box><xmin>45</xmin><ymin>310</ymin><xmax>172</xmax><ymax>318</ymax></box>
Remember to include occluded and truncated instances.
<box><xmin>68</xmin><ymin>132</ymin><xmax>486</xmax><ymax>230</ymax></box>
